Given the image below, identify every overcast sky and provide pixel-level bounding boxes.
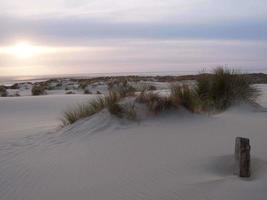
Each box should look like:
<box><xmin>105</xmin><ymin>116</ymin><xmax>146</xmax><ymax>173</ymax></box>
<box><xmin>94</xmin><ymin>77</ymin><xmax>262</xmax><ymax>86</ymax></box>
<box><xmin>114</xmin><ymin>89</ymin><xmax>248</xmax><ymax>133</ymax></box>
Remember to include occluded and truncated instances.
<box><xmin>0</xmin><ymin>0</ymin><xmax>267</xmax><ymax>76</ymax></box>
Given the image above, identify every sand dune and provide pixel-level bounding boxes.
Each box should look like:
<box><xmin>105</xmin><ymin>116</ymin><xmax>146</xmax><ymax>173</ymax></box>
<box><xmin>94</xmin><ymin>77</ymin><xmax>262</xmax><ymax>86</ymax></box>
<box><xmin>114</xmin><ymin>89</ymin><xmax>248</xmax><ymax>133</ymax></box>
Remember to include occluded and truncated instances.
<box><xmin>0</xmin><ymin>85</ymin><xmax>266</xmax><ymax>200</ymax></box>
<box><xmin>0</xmin><ymin>95</ymin><xmax>96</xmax><ymax>139</ymax></box>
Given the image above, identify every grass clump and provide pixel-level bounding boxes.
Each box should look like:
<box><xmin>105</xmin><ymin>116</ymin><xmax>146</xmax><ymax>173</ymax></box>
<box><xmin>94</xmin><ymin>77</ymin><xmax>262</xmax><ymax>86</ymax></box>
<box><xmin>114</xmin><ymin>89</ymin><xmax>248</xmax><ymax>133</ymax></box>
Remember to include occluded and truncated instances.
<box><xmin>61</xmin><ymin>91</ymin><xmax>121</xmax><ymax>126</ymax></box>
<box><xmin>32</xmin><ymin>85</ymin><xmax>46</xmax><ymax>96</ymax></box>
<box><xmin>79</xmin><ymin>82</ymin><xmax>89</xmax><ymax>90</ymax></box>
<box><xmin>84</xmin><ymin>89</ymin><xmax>92</xmax><ymax>94</ymax></box>
<box><xmin>197</xmin><ymin>67</ymin><xmax>260</xmax><ymax>111</ymax></box>
<box><xmin>0</xmin><ymin>85</ymin><xmax>8</xmax><ymax>97</ymax></box>
<box><xmin>61</xmin><ymin>67</ymin><xmax>260</xmax><ymax>126</ymax></box>
<box><xmin>108</xmin><ymin>103</ymin><xmax>124</xmax><ymax>118</ymax></box>
<box><xmin>137</xmin><ymin>83</ymin><xmax>157</xmax><ymax>92</ymax></box>
<box><xmin>65</xmin><ymin>91</ymin><xmax>75</xmax><ymax>94</ymax></box>
<box><xmin>170</xmin><ymin>84</ymin><xmax>202</xmax><ymax>113</ymax></box>
<box><xmin>109</xmin><ymin>79</ymin><xmax>136</xmax><ymax>97</ymax></box>
<box><xmin>147</xmin><ymin>85</ymin><xmax>157</xmax><ymax>91</ymax></box>
<box><xmin>108</xmin><ymin>102</ymin><xmax>137</xmax><ymax>120</ymax></box>
<box><xmin>136</xmin><ymin>91</ymin><xmax>172</xmax><ymax>114</ymax></box>
<box><xmin>124</xmin><ymin>103</ymin><xmax>137</xmax><ymax>120</ymax></box>
<box><xmin>135</xmin><ymin>67</ymin><xmax>260</xmax><ymax>114</ymax></box>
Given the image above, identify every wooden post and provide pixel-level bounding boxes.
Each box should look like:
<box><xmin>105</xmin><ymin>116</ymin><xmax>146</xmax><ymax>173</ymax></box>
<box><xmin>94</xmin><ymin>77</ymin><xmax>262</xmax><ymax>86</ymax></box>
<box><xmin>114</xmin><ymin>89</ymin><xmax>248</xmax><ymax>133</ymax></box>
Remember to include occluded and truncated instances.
<box><xmin>234</xmin><ymin>137</ymin><xmax>251</xmax><ymax>177</ymax></box>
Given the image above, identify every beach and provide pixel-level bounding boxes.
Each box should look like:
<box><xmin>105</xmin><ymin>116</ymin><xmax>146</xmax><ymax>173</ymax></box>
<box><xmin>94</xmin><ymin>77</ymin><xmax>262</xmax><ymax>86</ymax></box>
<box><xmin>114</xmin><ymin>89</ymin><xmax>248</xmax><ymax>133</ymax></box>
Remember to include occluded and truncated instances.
<box><xmin>0</xmin><ymin>78</ymin><xmax>266</xmax><ymax>200</ymax></box>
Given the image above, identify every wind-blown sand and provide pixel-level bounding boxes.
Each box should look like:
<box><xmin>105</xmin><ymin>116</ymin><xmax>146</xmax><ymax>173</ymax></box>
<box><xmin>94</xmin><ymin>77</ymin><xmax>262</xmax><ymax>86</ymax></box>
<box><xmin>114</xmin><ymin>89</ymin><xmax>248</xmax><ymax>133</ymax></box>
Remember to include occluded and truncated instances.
<box><xmin>0</xmin><ymin>85</ymin><xmax>267</xmax><ymax>200</ymax></box>
<box><xmin>0</xmin><ymin>95</ymin><xmax>96</xmax><ymax>139</ymax></box>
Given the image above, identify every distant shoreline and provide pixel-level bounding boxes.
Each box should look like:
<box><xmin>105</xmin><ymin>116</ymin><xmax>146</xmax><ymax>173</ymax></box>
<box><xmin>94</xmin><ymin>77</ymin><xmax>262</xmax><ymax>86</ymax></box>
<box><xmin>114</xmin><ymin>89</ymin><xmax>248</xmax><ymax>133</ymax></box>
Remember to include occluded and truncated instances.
<box><xmin>0</xmin><ymin>71</ymin><xmax>198</xmax><ymax>85</ymax></box>
<box><xmin>1</xmin><ymin>70</ymin><xmax>267</xmax><ymax>86</ymax></box>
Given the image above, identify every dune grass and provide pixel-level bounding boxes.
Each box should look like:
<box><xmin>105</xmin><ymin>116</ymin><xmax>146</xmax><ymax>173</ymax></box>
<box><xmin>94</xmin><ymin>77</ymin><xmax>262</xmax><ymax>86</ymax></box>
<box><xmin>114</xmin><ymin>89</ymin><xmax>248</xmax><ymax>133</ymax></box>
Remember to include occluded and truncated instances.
<box><xmin>170</xmin><ymin>84</ymin><xmax>202</xmax><ymax>113</ymax></box>
<box><xmin>0</xmin><ymin>85</ymin><xmax>8</xmax><ymax>97</ymax></box>
<box><xmin>32</xmin><ymin>85</ymin><xmax>47</xmax><ymax>96</ymax></box>
<box><xmin>108</xmin><ymin>103</ymin><xmax>124</xmax><ymax>118</ymax></box>
<box><xmin>136</xmin><ymin>67</ymin><xmax>260</xmax><ymax>114</ymax></box>
<box><xmin>124</xmin><ymin>103</ymin><xmax>137</xmax><ymax>120</ymax></box>
<box><xmin>136</xmin><ymin>91</ymin><xmax>172</xmax><ymax>114</ymax></box>
<box><xmin>196</xmin><ymin>67</ymin><xmax>260</xmax><ymax>111</ymax></box>
<box><xmin>61</xmin><ymin>91</ymin><xmax>120</xmax><ymax>126</ymax></box>
<box><xmin>108</xmin><ymin>78</ymin><xmax>136</xmax><ymax>97</ymax></box>
<box><xmin>107</xmin><ymin>102</ymin><xmax>137</xmax><ymax>120</ymax></box>
<box><xmin>136</xmin><ymin>85</ymin><xmax>201</xmax><ymax>114</ymax></box>
<box><xmin>137</xmin><ymin>83</ymin><xmax>157</xmax><ymax>92</ymax></box>
<box><xmin>84</xmin><ymin>89</ymin><xmax>92</xmax><ymax>94</ymax></box>
<box><xmin>62</xmin><ymin>67</ymin><xmax>260</xmax><ymax>126</ymax></box>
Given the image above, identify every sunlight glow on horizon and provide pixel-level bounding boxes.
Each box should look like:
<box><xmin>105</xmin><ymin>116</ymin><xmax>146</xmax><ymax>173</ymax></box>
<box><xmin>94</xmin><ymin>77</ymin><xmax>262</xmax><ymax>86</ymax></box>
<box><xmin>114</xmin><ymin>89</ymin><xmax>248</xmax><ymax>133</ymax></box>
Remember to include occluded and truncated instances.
<box><xmin>3</xmin><ymin>41</ymin><xmax>49</xmax><ymax>59</ymax></box>
<box><xmin>0</xmin><ymin>41</ymin><xmax>91</xmax><ymax>59</ymax></box>
<box><xmin>0</xmin><ymin>0</ymin><xmax>267</xmax><ymax>76</ymax></box>
<box><xmin>0</xmin><ymin>39</ymin><xmax>266</xmax><ymax>77</ymax></box>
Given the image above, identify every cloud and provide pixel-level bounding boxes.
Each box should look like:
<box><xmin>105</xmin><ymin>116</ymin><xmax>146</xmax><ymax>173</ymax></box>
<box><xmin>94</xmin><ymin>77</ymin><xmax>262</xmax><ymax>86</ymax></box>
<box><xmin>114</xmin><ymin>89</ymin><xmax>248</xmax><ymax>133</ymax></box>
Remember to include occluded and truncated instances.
<box><xmin>1</xmin><ymin>0</ymin><xmax>267</xmax><ymax>22</ymax></box>
<box><xmin>1</xmin><ymin>0</ymin><xmax>267</xmax><ymax>43</ymax></box>
<box><xmin>1</xmin><ymin>39</ymin><xmax>267</xmax><ymax>76</ymax></box>
<box><xmin>1</xmin><ymin>0</ymin><xmax>267</xmax><ymax>75</ymax></box>
<box><xmin>1</xmin><ymin>15</ymin><xmax>267</xmax><ymax>45</ymax></box>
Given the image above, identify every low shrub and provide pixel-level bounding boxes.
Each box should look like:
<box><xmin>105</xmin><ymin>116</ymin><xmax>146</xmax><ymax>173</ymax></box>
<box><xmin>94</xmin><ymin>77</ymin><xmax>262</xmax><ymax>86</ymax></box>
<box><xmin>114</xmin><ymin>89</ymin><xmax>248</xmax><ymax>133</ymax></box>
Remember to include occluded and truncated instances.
<box><xmin>84</xmin><ymin>89</ymin><xmax>92</xmax><ymax>94</ymax></box>
<box><xmin>148</xmin><ymin>85</ymin><xmax>157</xmax><ymax>91</ymax></box>
<box><xmin>0</xmin><ymin>85</ymin><xmax>8</xmax><ymax>97</ymax></box>
<box><xmin>79</xmin><ymin>82</ymin><xmax>89</xmax><ymax>90</ymax></box>
<box><xmin>32</xmin><ymin>85</ymin><xmax>46</xmax><ymax>96</ymax></box>
<box><xmin>109</xmin><ymin>79</ymin><xmax>136</xmax><ymax>97</ymax></box>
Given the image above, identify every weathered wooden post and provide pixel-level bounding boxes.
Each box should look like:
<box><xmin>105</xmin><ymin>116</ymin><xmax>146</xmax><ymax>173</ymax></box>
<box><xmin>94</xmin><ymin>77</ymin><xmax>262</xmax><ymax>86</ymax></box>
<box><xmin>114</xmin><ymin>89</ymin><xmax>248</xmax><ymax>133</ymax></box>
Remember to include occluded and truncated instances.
<box><xmin>234</xmin><ymin>137</ymin><xmax>251</xmax><ymax>177</ymax></box>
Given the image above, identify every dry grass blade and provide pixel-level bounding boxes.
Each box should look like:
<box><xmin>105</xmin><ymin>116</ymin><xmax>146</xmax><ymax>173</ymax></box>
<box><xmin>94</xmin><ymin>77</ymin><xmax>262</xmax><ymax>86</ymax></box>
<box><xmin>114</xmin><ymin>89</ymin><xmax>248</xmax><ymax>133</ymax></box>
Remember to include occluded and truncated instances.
<box><xmin>197</xmin><ymin>67</ymin><xmax>260</xmax><ymax>111</ymax></box>
<box><xmin>136</xmin><ymin>91</ymin><xmax>172</xmax><ymax>114</ymax></box>
<box><xmin>61</xmin><ymin>91</ymin><xmax>121</xmax><ymax>126</ymax></box>
<box><xmin>170</xmin><ymin>84</ymin><xmax>202</xmax><ymax>113</ymax></box>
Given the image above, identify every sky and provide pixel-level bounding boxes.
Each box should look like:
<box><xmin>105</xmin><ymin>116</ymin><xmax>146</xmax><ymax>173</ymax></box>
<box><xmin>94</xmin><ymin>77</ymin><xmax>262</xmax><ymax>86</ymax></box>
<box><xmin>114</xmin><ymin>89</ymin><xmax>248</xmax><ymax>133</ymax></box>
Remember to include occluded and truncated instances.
<box><xmin>0</xmin><ymin>0</ymin><xmax>267</xmax><ymax>76</ymax></box>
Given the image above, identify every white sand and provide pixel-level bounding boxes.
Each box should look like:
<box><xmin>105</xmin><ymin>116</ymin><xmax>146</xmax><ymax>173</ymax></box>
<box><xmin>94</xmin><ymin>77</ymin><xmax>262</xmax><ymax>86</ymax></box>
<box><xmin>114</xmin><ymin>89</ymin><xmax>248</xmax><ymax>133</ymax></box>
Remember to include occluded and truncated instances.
<box><xmin>0</xmin><ymin>95</ymin><xmax>97</xmax><ymax>139</ymax></box>
<box><xmin>0</xmin><ymin>85</ymin><xmax>267</xmax><ymax>200</ymax></box>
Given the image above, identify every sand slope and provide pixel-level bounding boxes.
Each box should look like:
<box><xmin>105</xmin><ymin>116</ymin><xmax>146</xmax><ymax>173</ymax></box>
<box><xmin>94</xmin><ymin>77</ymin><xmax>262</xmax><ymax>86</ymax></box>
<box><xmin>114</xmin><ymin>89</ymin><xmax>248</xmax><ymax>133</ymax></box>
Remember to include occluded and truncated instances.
<box><xmin>0</xmin><ymin>95</ymin><xmax>96</xmax><ymax>139</ymax></box>
<box><xmin>0</xmin><ymin>85</ymin><xmax>267</xmax><ymax>200</ymax></box>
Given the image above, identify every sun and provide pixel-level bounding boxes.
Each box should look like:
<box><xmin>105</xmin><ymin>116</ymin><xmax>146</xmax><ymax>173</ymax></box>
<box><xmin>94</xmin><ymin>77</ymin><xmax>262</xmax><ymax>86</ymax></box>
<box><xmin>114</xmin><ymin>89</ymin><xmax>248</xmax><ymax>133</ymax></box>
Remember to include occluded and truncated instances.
<box><xmin>5</xmin><ymin>41</ymin><xmax>42</xmax><ymax>59</ymax></box>
<box><xmin>0</xmin><ymin>41</ymin><xmax>85</xmax><ymax>61</ymax></box>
